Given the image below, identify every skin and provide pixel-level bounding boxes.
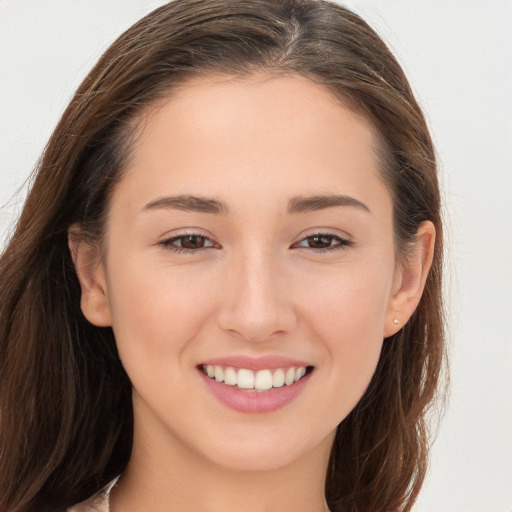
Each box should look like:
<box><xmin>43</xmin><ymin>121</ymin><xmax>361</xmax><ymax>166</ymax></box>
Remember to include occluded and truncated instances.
<box><xmin>70</xmin><ymin>73</ymin><xmax>435</xmax><ymax>512</ymax></box>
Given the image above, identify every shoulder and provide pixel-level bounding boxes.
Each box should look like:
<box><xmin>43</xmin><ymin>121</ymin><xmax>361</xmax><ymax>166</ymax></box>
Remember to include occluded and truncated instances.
<box><xmin>67</xmin><ymin>494</ymin><xmax>107</xmax><ymax>512</ymax></box>
<box><xmin>67</xmin><ymin>478</ymin><xmax>118</xmax><ymax>512</ymax></box>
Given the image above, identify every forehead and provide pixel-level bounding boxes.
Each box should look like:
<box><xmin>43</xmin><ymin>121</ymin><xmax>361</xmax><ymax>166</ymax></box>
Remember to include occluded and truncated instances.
<box><xmin>116</xmin><ymin>73</ymin><xmax>389</xmax><ymax>214</ymax></box>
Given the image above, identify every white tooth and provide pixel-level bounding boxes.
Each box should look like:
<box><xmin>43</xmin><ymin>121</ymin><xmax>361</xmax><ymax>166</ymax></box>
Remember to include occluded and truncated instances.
<box><xmin>206</xmin><ymin>365</ymin><xmax>215</xmax><ymax>378</ymax></box>
<box><xmin>272</xmin><ymin>368</ymin><xmax>285</xmax><ymax>388</ymax></box>
<box><xmin>237</xmin><ymin>368</ymin><xmax>255</xmax><ymax>389</ymax></box>
<box><xmin>214</xmin><ymin>365</ymin><xmax>224</xmax><ymax>382</ymax></box>
<box><xmin>224</xmin><ymin>367</ymin><xmax>237</xmax><ymax>386</ymax></box>
<box><xmin>254</xmin><ymin>369</ymin><xmax>273</xmax><ymax>390</ymax></box>
<box><xmin>284</xmin><ymin>367</ymin><xmax>296</xmax><ymax>386</ymax></box>
<box><xmin>295</xmin><ymin>366</ymin><xmax>306</xmax><ymax>381</ymax></box>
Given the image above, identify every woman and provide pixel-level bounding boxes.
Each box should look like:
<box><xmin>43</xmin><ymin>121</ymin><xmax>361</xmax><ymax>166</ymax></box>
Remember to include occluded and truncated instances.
<box><xmin>0</xmin><ymin>1</ymin><xmax>446</xmax><ymax>511</ymax></box>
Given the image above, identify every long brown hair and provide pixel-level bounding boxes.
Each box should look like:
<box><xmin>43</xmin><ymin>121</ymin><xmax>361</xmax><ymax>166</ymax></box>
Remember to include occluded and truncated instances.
<box><xmin>0</xmin><ymin>1</ymin><xmax>446</xmax><ymax>511</ymax></box>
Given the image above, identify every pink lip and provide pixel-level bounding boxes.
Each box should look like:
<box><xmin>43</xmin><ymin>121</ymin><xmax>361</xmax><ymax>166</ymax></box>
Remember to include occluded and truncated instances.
<box><xmin>200</xmin><ymin>355</ymin><xmax>311</xmax><ymax>371</ymax></box>
<box><xmin>198</xmin><ymin>360</ymin><xmax>313</xmax><ymax>414</ymax></box>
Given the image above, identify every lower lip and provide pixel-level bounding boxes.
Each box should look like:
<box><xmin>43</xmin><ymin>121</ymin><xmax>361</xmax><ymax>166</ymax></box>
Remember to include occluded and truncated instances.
<box><xmin>199</xmin><ymin>369</ymin><xmax>312</xmax><ymax>413</ymax></box>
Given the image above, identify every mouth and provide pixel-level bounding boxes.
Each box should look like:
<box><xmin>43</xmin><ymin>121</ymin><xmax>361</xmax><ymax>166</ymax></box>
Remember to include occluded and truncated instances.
<box><xmin>200</xmin><ymin>364</ymin><xmax>314</xmax><ymax>392</ymax></box>
<box><xmin>197</xmin><ymin>356</ymin><xmax>315</xmax><ymax>413</ymax></box>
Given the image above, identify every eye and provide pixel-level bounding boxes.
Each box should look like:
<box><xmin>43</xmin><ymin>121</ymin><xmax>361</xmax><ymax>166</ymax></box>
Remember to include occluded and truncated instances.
<box><xmin>159</xmin><ymin>233</ymin><xmax>219</xmax><ymax>253</ymax></box>
<box><xmin>293</xmin><ymin>233</ymin><xmax>352</xmax><ymax>251</ymax></box>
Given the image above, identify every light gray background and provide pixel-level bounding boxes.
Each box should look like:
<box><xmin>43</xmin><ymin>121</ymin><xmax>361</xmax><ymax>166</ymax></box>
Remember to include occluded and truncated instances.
<box><xmin>1</xmin><ymin>1</ymin><xmax>511</xmax><ymax>511</ymax></box>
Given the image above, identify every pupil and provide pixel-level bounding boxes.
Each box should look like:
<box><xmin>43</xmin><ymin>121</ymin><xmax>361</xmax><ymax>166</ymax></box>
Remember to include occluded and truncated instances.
<box><xmin>182</xmin><ymin>235</ymin><xmax>204</xmax><ymax>249</ymax></box>
<box><xmin>309</xmin><ymin>235</ymin><xmax>330</xmax><ymax>248</ymax></box>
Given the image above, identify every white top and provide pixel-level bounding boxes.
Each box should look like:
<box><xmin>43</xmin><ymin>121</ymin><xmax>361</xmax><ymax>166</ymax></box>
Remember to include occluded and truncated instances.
<box><xmin>67</xmin><ymin>478</ymin><xmax>118</xmax><ymax>512</ymax></box>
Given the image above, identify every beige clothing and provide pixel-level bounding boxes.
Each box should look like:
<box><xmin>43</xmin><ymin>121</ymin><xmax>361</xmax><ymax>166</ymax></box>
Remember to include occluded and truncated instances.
<box><xmin>67</xmin><ymin>478</ymin><xmax>117</xmax><ymax>512</ymax></box>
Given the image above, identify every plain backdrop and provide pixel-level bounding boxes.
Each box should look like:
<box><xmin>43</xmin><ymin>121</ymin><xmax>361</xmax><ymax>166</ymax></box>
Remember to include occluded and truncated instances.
<box><xmin>1</xmin><ymin>1</ymin><xmax>511</xmax><ymax>511</ymax></box>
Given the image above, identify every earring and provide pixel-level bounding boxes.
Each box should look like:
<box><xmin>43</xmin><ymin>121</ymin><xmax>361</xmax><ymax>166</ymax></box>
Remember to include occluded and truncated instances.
<box><xmin>393</xmin><ymin>318</ymin><xmax>399</xmax><ymax>325</ymax></box>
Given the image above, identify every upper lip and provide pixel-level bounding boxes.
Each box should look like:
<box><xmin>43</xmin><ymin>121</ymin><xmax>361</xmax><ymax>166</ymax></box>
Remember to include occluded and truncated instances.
<box><xmin>199</xmin><ymin>355</ymin><xmax>312</xmax><ymax>371</ymax></box>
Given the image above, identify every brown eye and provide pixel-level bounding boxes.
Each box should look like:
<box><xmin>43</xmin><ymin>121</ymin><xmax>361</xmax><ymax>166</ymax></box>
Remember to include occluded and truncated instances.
<box><xmin>306</xmin><ymin>235</ymin><xmax>334</xmax><ymax>249</ymax></box>
<box><xmin>294</xmin><ymin>233</ymin><xmax>352</xmax><ymax>252</ymax></box>
<box><xmin>180</xmin><ymin>235</ymin><xmax>207</xmax><ymax>249</ymax></box>
<box><xmin>160</xmin><ymin>234</ymin><xmax>218</xmax><ymax>253</ymax></box>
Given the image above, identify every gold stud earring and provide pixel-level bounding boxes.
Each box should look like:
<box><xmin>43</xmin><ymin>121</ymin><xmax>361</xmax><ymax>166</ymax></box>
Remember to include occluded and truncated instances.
<box><xmin>393</xmin><ymin>318</ymin><xmax>399</xmax><ymax>325</ymax></box>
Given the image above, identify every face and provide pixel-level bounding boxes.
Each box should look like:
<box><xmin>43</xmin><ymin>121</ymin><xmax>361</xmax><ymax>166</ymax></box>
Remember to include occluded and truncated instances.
<box><xmin>80</xmin><ymin>74</ymin><xmax>408</xmax><ymax>473</ymax></box>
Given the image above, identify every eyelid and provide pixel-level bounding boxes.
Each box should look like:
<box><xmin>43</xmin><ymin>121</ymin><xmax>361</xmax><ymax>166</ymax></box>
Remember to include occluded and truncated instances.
<box><xmin>155</xmin><ymin>229</ymin><xmax>353</xmax><ymax>253</ymax></box>
<box><xmin>291</xmin><ymin>230</ymin><xmax>354</xmax><ymax>251</ymax></box>
<box><xmin>157</xmin><ymin>231</ymin><xmax>221</xmax><ymax>253</ymax></box>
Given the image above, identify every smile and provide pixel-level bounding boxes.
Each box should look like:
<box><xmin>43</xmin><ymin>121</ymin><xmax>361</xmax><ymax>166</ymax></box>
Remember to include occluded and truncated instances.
<box><xmin>198</xmin><ymin>360</ymin><xmax>314</xmax><ymax>413</ymax></box>
<box><xmin>201</xmin><ymin>364</ymin><xmax>309</xmax><ymax>392</ymax></box>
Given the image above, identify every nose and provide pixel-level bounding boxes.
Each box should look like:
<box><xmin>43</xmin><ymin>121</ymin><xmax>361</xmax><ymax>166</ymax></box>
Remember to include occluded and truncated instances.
<box><xmin>216</xmin><ymin>249</ymin><xmax>297</xmax><ymax>343</ymax></box>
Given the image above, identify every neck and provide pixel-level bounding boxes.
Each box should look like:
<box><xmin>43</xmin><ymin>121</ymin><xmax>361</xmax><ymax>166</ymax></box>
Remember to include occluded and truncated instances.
<box><xmin>111</xmin><ymin>415</ymin><xmax>334</xmax><ymax>512</ymax></box>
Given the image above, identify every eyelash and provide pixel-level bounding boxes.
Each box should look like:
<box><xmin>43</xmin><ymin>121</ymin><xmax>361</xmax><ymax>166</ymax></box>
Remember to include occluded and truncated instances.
<box><xmin>158</xmin><ymin>232</ymin><xmax>353</xmax><ymax>254</ymax></box>
<box><xmin>292</xmin><ymin>232</ymin><xmax>353</xmax><ymax>252</ymax></box>
<box><xmin>158</xmin><ymin>233</ymin><xmax>218</xmax><ymax>254</ymax></box>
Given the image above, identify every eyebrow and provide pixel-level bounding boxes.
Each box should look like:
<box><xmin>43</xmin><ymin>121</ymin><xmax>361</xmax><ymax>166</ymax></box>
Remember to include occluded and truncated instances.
<box><xmin>141</xmin><ymin>193</ymin><xmax>370</xmax><ymax>215</ymax></box>
<box><xmin>287</xmin><ymin>194</ymin><xmax>370</xmax><ymax>214</ymax></box>
<box><xmin>142</xmin><ymin>195</ymin><xmax>229</xmax><ymax>214</ymax></box>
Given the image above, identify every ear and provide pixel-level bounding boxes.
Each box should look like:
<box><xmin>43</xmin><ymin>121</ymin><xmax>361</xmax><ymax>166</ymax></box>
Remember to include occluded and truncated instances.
<box><xmin>68</xmin><ymin>225</ymin><xmax>112</xmax><ymax>327</ymax></box>
<box><xmin>384</xmin><ymin>221</ymin><xmax>436</xmax><ymax>338</ymax></box>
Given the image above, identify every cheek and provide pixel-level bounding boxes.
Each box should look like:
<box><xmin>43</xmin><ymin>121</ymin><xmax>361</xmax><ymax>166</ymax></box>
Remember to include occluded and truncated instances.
<box><xmin>295</xmin><ymin>263</ymin><xmax>391</xmax><ymax>406</ymax></box>
<box><xmin>299</xmin><ymin>260</ymin><xmax>392</xmax><ymax>338</ymax></box>
<box><xmin>104</xmin><ymin>253</ymin><xmax>218</xmax><ymax>375</ymax></box>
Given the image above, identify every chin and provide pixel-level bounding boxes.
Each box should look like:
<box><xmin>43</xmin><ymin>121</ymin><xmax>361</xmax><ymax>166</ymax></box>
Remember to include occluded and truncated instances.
<box><xmin>197</xmin><ymin>426</ymin><xmax>334</xmax><ymax>473</ymax></box>
<box><xmin>209</xmin><ymin>446</ymin><xmax>307</xmax><ymax>473</ymax></box>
